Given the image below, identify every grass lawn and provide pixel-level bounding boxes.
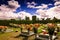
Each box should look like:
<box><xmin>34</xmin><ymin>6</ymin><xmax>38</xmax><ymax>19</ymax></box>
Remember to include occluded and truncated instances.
<box><xmin>0</xmin><ymin>27</ymin><xmax>60</xmax><ymax>40</ymax></box>
<box><xmin>0</xmin><ymin>28</ymin><xmax>22</xmax><ymax>40</ymax></box>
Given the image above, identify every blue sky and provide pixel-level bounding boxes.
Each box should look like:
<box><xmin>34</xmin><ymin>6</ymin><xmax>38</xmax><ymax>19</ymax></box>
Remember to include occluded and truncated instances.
<box><xmin>15</xmin><ymin>0</ymin><xmax>55</xmax><ymax>14</ymax></box>
<box><xmin>0</xmin><ymin>0</ymin><xmax>55</xmax><ymax>14</ymax></box>
<box><xmin>0</xmin><ymin>0</ymin><xmax>60</xmax><ymax>20</ymax></box>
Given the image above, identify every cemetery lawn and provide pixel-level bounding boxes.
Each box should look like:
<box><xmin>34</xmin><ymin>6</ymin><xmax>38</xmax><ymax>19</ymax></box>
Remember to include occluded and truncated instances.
<box><xmin>0</xmin><ymin>27</ymin><xmax>41</xmax><ymax>40</ymax></box>
<box><xmin>0</xmin><ymin>27</ymin><xmax>60</xmax><ymax>40</ymax></box>
<box><xmin>0</xmin><ymin>28</ymin><xmax>21</xmax><ymax>40</ymax></box>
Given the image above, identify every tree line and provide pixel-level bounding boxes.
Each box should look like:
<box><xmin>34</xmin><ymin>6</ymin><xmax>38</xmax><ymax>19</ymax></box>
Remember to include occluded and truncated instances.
<box><xmin>0</xmin><ymin>17</ymin><xmax>60</xmax><ymax>26</ymax></box>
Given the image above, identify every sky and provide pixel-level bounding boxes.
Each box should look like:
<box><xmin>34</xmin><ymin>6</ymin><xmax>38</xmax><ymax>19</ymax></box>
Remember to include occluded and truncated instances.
<box><xmin>0</xmin><ymin>0</ymin><xmax>60</xmax><ymax>20</ymax></box>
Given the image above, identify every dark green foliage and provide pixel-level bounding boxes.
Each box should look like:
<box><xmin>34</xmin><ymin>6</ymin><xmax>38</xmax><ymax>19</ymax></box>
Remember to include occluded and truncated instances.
<box><xmin>0</xmin><ymin>17</ymin><xmax>60</xmax><ymax>26</ymax></box>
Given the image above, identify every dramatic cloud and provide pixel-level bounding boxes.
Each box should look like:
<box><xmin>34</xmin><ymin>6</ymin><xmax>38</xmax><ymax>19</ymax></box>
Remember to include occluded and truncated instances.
<box><xmin>27</xmin><ymin>2</ymin><xmax>37</xmax><ymax>5</ymax></box>
<box><xmin>27</xmin><ymin>4</ymin><xmax>35</xmax><ymax>8</ymax></box>
<box><xmin>31</xmin><ymin>2</ymin><xmax>37</xmax><ymax>5</ymax></box>
<box><xmin>36</xmin><ymin>4</ymin><xmax>60</xmax><ymax>19</ymax></box>
<box><xmin>0</xmin><ymin>0</ymin><xmax>60</xmax><ymax>20</ymax></box>
<box><xmin>34</xmin><ymin>4</ymin><xmax>48</xmax><ymax>9</ymax></box>
<box><xmin>54</xmin><ymin>1</ymin><xmax>60</xmax><ymax>6</ymax></box>
<box><xmin>27</xmin><ymin>2</ymin><xmax>49</xmax><ymax>9</ymax></box>
<box><xmin>0</xmin><ymin>0</ymin><xmax>32</xmax><ymax>20</ymax></box>
<box><xmin>36</xmin><ymin>9</ymin><xmax>48</xmax><ymax>19</ymax></box>
<box><xmin>0</xmin><ymin>0</ymin><xmax>20</xmax><ymax>20</ymax></box>
<box><xmin>31</xmin><ymin>0</ymin><xmax>60</xmax><ymax>20</ymax></box>
<box><xmin>0</xmin><ymin>11</ymin><xmax>18</xmax><ymax>20</ymax></box>
<box><xmin>27</xmin><ymin>2</ymin><xmax>36</xmax><ymax>8</ymax></box>
<box><xmin>8</xmin><ymin>0</ymin><xmax>20</xmax><ymax>10</ymax></box>
<box><xmin>0</xmin><ymin>0</ymin><xmax>20</xmax><ymax>12</ymax></box>
<box><xmin>46</xmin><ymin>5</ymin><xmax>60</xmax><ymax>19</ymax></box>
<box><xmin>17</xmin><ymin>11</ymin><xmax>32</xmax><ymax>20</ymax></box>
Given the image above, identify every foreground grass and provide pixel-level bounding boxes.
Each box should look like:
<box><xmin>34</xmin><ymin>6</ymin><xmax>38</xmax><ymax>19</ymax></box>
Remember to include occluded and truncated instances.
<box><xmin>0</xmin><ymin>27</ymin><xmax>60</xmax><ymax>40</ymax></box>
<box><xmin>0</xmin><ymin>28</ymin><xmax>21</xmax><ymax>40</ymax></box>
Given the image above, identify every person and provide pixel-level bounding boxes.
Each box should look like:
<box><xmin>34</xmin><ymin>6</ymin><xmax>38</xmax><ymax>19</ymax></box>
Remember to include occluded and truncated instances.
<box><xmin>27</xmin><ymin>27</ymin><xmax>30</xmax><ymax>34</ymax></box>
<box><xmin>33</xmin><ymin>26</ymin><xmax>38</xmax><ymax>39</ymax></box>
<box><xmin>26</xmin><ymin>24</ymin><xmax>31</xmax><ymax>34</ymax></box>
<box><xmin>21</xmin><ymin>27</ymin><xmax>22</xmax><ymax>33</ymax></box>
<box><xmin>33</xmin><ymin>23</ymin><xmax>39</xmax><ymax>39</ymax></box>
<box><xmin>47</xmin><ymin>23</ymin><xmax>55</xmax><ymax>40</ymax></box>
<box><xmin>33</xmin><ymin>27</ymin><xmax>37</xmax><ymax>34</ymax></box>
<box><xmin>0</xmin><ymin>28</ymin><xmax>2</xmax><ymax>32</ymax></box>
<box><xmin>57</xmin><ymin>27</ymin><xmax>60</xmax><ymax>32</ymax></box>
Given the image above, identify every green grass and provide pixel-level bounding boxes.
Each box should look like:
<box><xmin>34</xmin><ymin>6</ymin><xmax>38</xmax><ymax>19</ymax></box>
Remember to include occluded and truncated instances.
<box><xmin>0</xmin><ymin>27</ymin><xmax>21</xmax><ymax>40</ymax></box>
<box><xmin>0</xmin><ymin>27</ymin><xmax>60</xmax><ymax>40</ymax></box>
<box><xmin>58</xmin><ymin>32</ymin><xmax>60</xmax><ymax>36</ymax></box>
<box><xmin>37</xmin><ymin>26</ymin><xmax>45</xmax><ymax>33</ymax></box>
<box><xmin>9</xmin><ymin>27</ymin><xmax>21</xmax><ymax>32</ymax></box>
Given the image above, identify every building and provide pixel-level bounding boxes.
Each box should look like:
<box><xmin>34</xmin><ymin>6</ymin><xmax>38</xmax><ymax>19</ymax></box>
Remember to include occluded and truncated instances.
<box><xmin>32</xmin><ymin>15</ymin><xmax>36</xmax><ymax>21</ymax></box>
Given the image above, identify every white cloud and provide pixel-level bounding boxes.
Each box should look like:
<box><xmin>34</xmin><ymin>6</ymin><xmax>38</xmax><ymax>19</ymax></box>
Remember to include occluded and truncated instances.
<box><xmin>8</xmin><ymin>0</ymin><xmax>20</xmax><ymax>11</ymax></box>
<box><xmin>27</xmin><ymin>4</ymin><xmax>48</xmax><ymax>9</ymax></box>
<box><xmin>0</xmin><ymin>5</ymin><xmax>9</xmax><ymax>11</ymax></box>
<box><xmin>54</xmin><ymin>1</ymin><xmax>60</xmax><ymax>6</ymax></box>
<box><xmin>0</xmin><ymin>0</ymin><xmax>32</xmax><ymax>20</ymax></box>
<box><xmin>0</xmin><ymin>0</ymin><xmax>60</xmax><ymax>20</ymax></box>
<box><xmin>31</xmin><ymin>2</ymin><xmax>37</xmax><ymax>5</ymax></box>
<box><xmin>54</xmin><ymin>0</ymin><xmax>60</xmax><ymax>2</ymax></box>
<box><xmin>0</xmin><ymin>0</ymin><xmax>20</xmax><ymax>20</ymax></box>
<box><xmin>17</xmin><ymin>11</ymin><xmax>32</xmax><ymax>20</ymax></box>
<box><xmin>46</xmin><ymin>5</ymin><xmax>60</xmax><ymax>19</ymax></box>
<box><xmin>0</xmin><ymin>0</ymin><xmax>20</xmax><ymax>12</ymax></box>
<box><xmin>27</xmin><ymin>2</ymin><xmax>31</xmax><ymax>5</ymax></box>
<box><xmin>14</xmin><ymin>1</ymin><xmax>60</xmax><ymax>20</ymax></box>
<box><xmin>36</xmin><ymin>3</ymin><xmax>60</xmax><ymax>19</ymax></box>
<box><xmin>0</xmin><ymin>11</ymin><xmax>18</xmax><ymax>20</ymax></box>
<box><xmin>32</xmin><ymin>4</ymin><xmax>48</xmax><ymax>9</ymax></box>
<box><xmin>27</xmin><ymin>5</ymin><xmax>35</xmax><ymax>8</ymax></box>
<box><xmin>36</xmin><ymin>9</ymin><xmax>48</xmax><ymax>19</ymax></box>
<box><xmin>41</xmin><ymin>4</ymin><xmax>48</xmax><ymax>9</ymax></box>
<box><xmin>27</xmin><ymin>2</ymin><xmax>48</xmax><ymax>9</ymax></box>
<box><xmin>27</xmin><ymin>2</ymin><xmax>37</xmax><ymax>8</ymax></box>
<box><xmin>34</xmin><ymin>6</ymin><xmax>42</xmax><ymax>8</ymax></box>
<box><xmin>27</xmin><ymin>2</ymin><xmax>37</xmax><ymax>5</ymax></box>
<box><xmin>48</xmin><ymin>4</ymin><xmax>53</xmax><ymax>5</ymax></box>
